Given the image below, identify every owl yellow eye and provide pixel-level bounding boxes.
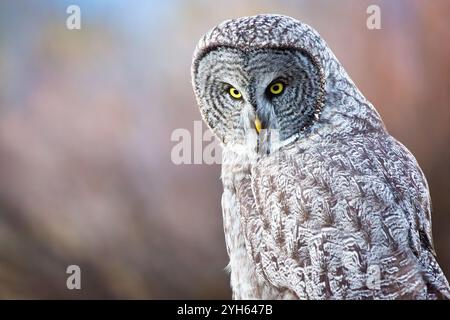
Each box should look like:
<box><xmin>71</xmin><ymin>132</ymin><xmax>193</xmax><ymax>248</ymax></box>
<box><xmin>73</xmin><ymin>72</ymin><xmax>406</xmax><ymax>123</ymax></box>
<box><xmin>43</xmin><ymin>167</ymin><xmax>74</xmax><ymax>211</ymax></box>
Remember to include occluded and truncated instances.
<box><xmin>269</xmin><ymin>82</ymin><xmax>284</xmax><ymax>95</ymax></box>
<box><xmin>228</xmin><ymin>87</ymin><xmax>242</xmax><ymax>99</ymax></box>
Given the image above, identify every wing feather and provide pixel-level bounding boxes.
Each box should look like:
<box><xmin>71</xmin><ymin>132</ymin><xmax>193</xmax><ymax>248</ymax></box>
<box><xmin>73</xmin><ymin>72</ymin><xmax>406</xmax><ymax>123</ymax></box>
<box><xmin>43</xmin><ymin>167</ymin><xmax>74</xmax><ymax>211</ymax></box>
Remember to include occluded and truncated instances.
<box><xmin>236</xmin><ymin>132</ymin><xmax>450</xmax><ymax>299</ymax></box>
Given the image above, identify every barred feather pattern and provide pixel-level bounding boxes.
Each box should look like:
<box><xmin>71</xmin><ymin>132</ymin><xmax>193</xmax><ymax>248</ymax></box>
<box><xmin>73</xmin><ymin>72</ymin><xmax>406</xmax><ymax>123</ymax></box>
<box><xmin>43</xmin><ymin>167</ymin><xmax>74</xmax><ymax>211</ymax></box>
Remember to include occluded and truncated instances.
<box><xmin>192</xmin><ymin>14</ymin><xmax>450</xmax><ymax>299</ymax></box>
<box><xmin>242</xmin><ymin>133</ymin><xmax>450</xmax><ymax>299</ymax></box>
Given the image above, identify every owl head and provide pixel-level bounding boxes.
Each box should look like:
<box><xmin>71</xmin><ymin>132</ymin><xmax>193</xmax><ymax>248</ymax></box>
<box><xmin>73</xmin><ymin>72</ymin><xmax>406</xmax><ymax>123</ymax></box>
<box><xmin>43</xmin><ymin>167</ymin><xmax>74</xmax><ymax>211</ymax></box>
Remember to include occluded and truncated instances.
<box><xmin>191</xmin><ymin>14</ymin><xmax>383</xmax><ymax>152</ymax></box>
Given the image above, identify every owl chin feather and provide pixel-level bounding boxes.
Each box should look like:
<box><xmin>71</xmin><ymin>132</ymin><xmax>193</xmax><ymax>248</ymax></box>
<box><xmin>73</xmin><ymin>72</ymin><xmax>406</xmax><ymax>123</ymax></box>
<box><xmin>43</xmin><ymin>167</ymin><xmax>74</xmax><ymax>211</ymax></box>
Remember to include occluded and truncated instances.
<box><xmin>233</xmin><ymin>104</ymin><xmax>282</xmax><ymax>157</ymax></box>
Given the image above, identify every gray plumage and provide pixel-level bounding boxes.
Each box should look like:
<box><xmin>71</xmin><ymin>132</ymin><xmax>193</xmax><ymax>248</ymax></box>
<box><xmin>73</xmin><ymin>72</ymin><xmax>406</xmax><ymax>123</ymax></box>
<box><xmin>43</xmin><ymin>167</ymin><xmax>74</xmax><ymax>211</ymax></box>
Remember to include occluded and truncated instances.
<box><xmin>191</xmin><ymin>14</ymin><xmax>450</xmax><ymax>299</ymax></box>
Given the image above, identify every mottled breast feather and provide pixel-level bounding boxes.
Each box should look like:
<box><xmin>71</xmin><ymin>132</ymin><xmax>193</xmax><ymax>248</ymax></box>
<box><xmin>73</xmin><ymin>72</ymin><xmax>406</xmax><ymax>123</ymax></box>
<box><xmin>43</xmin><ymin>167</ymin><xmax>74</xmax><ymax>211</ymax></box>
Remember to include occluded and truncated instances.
<box><xmin>239</xmin><ymin>130</ymin><xmax>450</xmax><ymax>299</ymax></box>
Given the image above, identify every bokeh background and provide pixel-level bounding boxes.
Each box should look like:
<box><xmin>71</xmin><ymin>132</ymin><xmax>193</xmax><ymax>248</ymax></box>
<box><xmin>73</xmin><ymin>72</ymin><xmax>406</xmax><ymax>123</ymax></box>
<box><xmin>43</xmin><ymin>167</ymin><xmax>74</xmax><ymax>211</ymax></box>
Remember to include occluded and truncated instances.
<box><xmin>0</xmin><ymin>0</ymin><xmax>449</xmax><ymax>299</ymax></box>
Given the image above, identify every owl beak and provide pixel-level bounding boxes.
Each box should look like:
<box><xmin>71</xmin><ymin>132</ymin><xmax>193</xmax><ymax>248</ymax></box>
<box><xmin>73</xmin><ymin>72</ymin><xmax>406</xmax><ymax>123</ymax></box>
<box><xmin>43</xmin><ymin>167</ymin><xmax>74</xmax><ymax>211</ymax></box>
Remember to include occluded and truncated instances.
<box><xmin>254</xmin><ymin>117</ymin><xmax>262</xmax><ymax>134</ymax></box>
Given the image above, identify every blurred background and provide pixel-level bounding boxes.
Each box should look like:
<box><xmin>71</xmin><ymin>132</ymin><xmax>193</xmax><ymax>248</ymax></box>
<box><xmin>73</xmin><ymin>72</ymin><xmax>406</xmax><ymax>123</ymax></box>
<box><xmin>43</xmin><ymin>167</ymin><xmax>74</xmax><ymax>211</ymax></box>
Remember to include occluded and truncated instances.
<box><xmin>0</xmin><ymin>0</ymin><xmax>449</xmax><ymax>299</ymax></box>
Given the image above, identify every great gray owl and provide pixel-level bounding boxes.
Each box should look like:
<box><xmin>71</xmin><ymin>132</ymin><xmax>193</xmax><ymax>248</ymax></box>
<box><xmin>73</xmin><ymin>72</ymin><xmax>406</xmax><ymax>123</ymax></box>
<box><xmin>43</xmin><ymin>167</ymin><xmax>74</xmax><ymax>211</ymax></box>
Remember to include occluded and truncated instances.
<box><xmin>191</xmin><ymin>14</ymin><xmax>450</xmax><ymax>299</ymax></box>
